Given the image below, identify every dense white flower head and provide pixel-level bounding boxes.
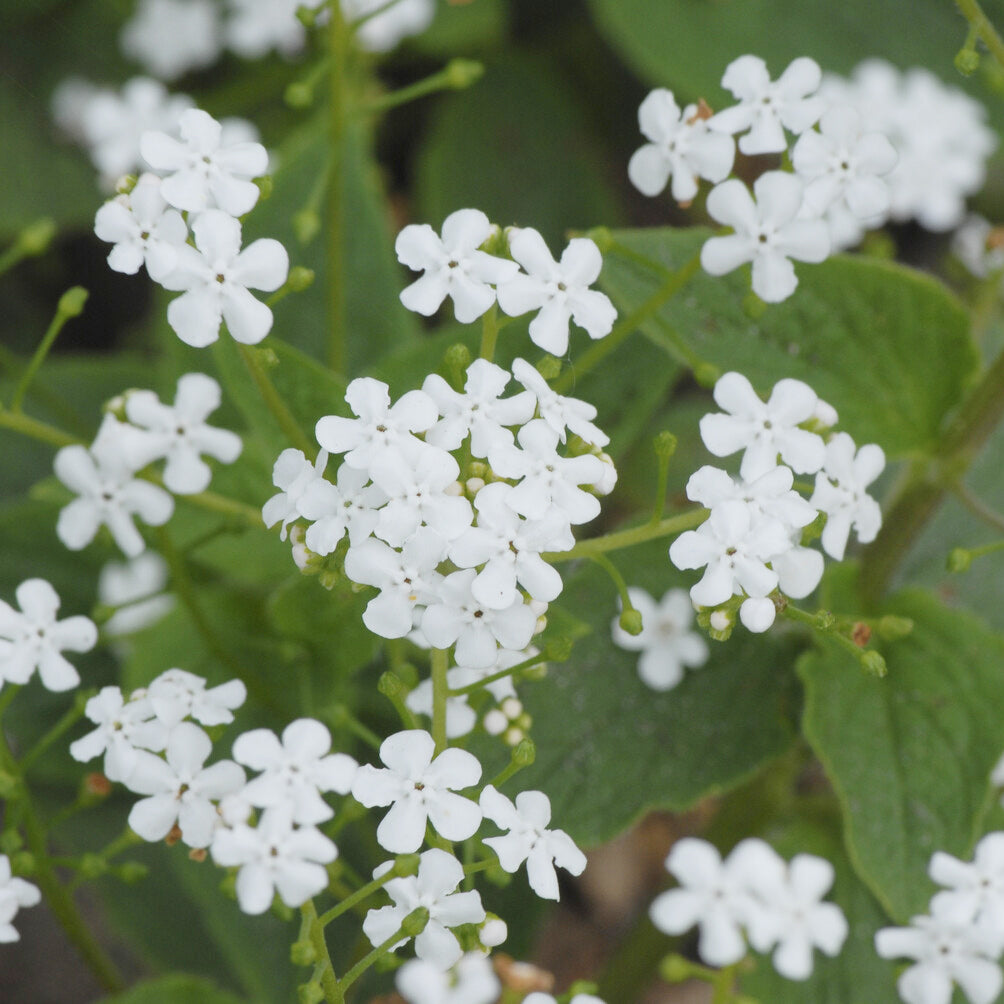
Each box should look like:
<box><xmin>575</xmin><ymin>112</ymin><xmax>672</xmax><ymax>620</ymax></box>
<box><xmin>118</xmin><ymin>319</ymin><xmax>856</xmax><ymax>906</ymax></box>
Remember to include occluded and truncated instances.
<box><xmin>161</xmin><ymin>210</ymin><xmax>289</xmax><ymax>347</ymax></box>
<box><xmin>701</xmin><ymin>171</ymin><xmax>830</xmax><ymax>303</ymax></box>
<box><xmin>809</xmin><ymin>432</ymin><xmax>884</xmax><ymax>560</ymax></box>
<box><xmin>211</xmin><ymin>804</ymin><xmax>338</xmax><ymax>914</ymax></box>
<box><xmin>54</xmin><ymin>416</ymin><xmax>175</xmax><ymax>558</ymax></box>
<box><xmin>98</xmin><ymin>552</ymin><xmax>174</xmax><ymax>637</ymax></box>
<box><xmin>263</xmin><ymin>448</ymin><xmax>329</xmax><ymax>541</ymax></box>
<box><xmin>480</xmin><ymin>785</ymin><xmax>587</xmax><ymax>900</ymax></box>
<box><xmin>363</xmin><ymin>848</ymin><xmax>486</xmax><ymax>969</ymax></box>
<box><xmin>396</xmin><ymin>951</ymin><xmax>500</xmax><ymax>1004</ymax></box>
<box><xmin>710</xmin><ymin>55</ymin><xmax>824</xmax><ymax>154</ymax></box>
<box><xmin>141</xmin><ymin>108</ymin><xmax>268</xmax><ymax>217</ymax></box>
<box><xmin>396</xmin><ymin>209</ymin><xmax>519</xmax><ymax>324</ymax></box>
<box><xmin>121</xmin><ymin>0</ymin><xmax>222</xmax><ymax>81</ymax></box>
<box><xmin>699</xmin><ymin>372</ymin><xmax>828</xmax><ymax>481</ymax></box>
<box><xmin>876</xmin><ymin>901</ymin><xmax>1004</xmax><ymax>1004</ymax></box>
<box><xmin>0</xmin><ymin>579</ymin><xmax>97</xmax><ymax>693</ymax></box>
<box><xmin>70</xmin><ymin>686</ymin><xmax>169</xmax><ymax>783</ymax></box>
<box><xmin>629</xmin><ymin>89</ymin><xmax>735</xmax><ymax>202</ymax></box>
<box><xmin>123</xmin><ymin>373</ymin><xmax>243</xmax><ymax>494</ymax></box>
<box><xmin>497</xmin><ymin>229</ymin><xmax>617</xmax><ymax>356</ymax></box>
<box><xmin>0</xmin><ymin>856</ymin><xmax>41</xmax><ymax>943</ymax></box>
<box><xmin>146</xmin><ymin>667</ymin><xmax>246</xmax><ymax>728</ymax></box>
<box><xmin>233</xmin><ymin>719</ymin><xmax>357</xmax><ymax>824</ymax></box>
<box><xmin>611</xmin><ymin>587</ymin><xmax>709</xmax><ymax>692</ymax></box>
<box><xmin>351</xmin><ymin>729</ymin><xmax>482</xmax><ymax>853</ymax></box>
<box><xmin>94</xmin><ymin>173</ymin><xmax>188</xmax><ymax>281</ymax></box>
<box><xmin>125</xmin><ymin>721</ymin><xmax>246</xmax><ymax>848</ymax></box>
<box><xmin>344</xmin><ymin>0</ymin><xmax>436</xmax><ymax>52</ymax></box>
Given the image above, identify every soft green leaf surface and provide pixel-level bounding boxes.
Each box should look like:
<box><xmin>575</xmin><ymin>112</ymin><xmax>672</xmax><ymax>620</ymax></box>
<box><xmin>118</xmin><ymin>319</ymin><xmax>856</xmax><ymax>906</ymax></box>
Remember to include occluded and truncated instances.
<box><xmin>600</xmin><ymin>228</ymin><xmax>977</xmax><ymax>457</ymax></box>
<box><xmin>518</xmin><ymin>540</ymin><xmax>801</xmax><ymax>846</ymax></box>
<box><xmin>800</xmin><ymin>579</ymin><xmax>1004</xmax><ymax>921</ymax></box>
<box><xmin>101</xmin><ymin>974</ymin><xmax>246</xmax><ymax>1004</ymax></box>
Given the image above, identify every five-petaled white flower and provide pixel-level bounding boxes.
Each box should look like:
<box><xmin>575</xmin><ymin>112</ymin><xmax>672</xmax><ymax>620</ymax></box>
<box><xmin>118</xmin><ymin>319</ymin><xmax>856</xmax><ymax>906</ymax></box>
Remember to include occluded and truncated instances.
<box><xmin>120</xmin><ymin>0</ymin><xmax>222</xmax><ymax>82</ymax></box>
<box><xmin>351</xmin><ymin>729</ymin><xmax>482</xmax><ymax>853</ymax></box>
<box><xmin>396</xmin><ymin>951</ymin><xmax>501</xmax><ymax>1004</ymax></box>
<box><xmin>146</xmin><ymin>667</ymin><xmax>246</xmax><ymax>728</ymax></box>
<box><xmin>0</xmin><ymin>855</ymin><xmax>41</xmax><ymax>943</ymax></box>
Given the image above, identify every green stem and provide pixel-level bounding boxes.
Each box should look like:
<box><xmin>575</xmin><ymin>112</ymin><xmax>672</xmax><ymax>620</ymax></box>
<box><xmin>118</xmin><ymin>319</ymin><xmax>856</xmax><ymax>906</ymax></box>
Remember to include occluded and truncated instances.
<box><xmin>326</xmin><ymin>2</ymin><xmax>350</xmax><ymax>375</ymax></box>
<box><xmin>358</xmin><ymin>59</ymin><xmax>483</xmax><ymax>115</ymax></box>
<box><xmin>0</xmin><ymin>733</ymin><xmax>124</xmax><ymax>992</ymax></box>
<box><xmin>0</xmin><ymin>407</ymin><xmax>81</xmax><ymax>448</ymax></box>
<box><xmin>479</xmin><ymin>304</ymin><xmax>500</xmax><ymax>362</ymax></box>
<box><xmin>237</xmin><ymin>345</ymin><xmax>315</xmax><ymax>458</ymax></box>
<box><xmin>430</xmin><ymin>648</ymin><xmax>450</xmax><ymax>755</ymax></box>
<box><xmin>447</xmin><ymin>648</ymin><xmax>548</xmax><ymax>697</ymax></box>
<box><xmin>19</xmin><ymin>698</ymin><xmax>87</xmax><ymax>773</ymax></box>
<box><xmin>318</xmin><ymin>869</ymin><xmax>396</xmax><ymax>927</ymax></box>
<box><xmin>302</xmin><ymin>900</ymin><xmax>341</xmax><ymax>1002</ymax></box>
<box><xmin>955</xmin><ymin>0</ymin><xmax>1004</xmax><ymax>67</ymax></box>
<box><xmin>544</xmin><ymin>508</ymin><xmax>707</xmax><ymax>564</ymax></box>
<box><xmin>553</xmin><ymin>253</ymin><xmax>701</xmax><ymax>394</ymax></box>
<box><xmin>589</xmin><ymin>552</ymin><xmax>637</xmax><ymax>617</ymax></box>
<box><xmin>179</xmin><ymin>488</ymin><xmax>263</xmax><ymax>528</ymax></box>
<box><xmin>955</xmin><ymin>482</ymin><xmax>1004</xmax><ymax>533</ymax></box>
<box><xmin>711</xmin><ymin>963</ymin><xmax>739</xmax><ymax>1004</ymax></box>
<box><xmin>334</xmin><ymin>920</ymin><xmax>412</xmax><ymax>998</ymax></box>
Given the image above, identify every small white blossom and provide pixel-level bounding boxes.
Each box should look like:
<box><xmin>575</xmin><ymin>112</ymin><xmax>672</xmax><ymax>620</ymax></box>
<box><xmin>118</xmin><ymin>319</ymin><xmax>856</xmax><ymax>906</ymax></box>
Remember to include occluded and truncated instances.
<box><xmin>93</xmin><ymin>173</ymin><xmax>188</xmax><ymax>281</ymax></box>
<box><xmin>123</xmin><ymin>373</ymin><xmax>242</xmax><ymax>494</ymax></box>
<box><xmin>699</xmin><ymin>372</ymin><xmax>827</xmax><ymax>481</ymax></box>
<box><xmin>146</xmin><ymin>667</ymin><xmax>246</xmax><ymax>728</ymax></box>
<box><xmin>710</xmin><ymin>55</ymin><xmax>824</xmax><ymax>154</ymax></box>
<box><xmin>98</xmin><ymin>552</ymin><xmax>174</xmax><ymax>637</ymax></box>
<box><xmin>510</xmin><ymin>358</ymin><xmax>608</xmax><ymax>447</ymax></box>
<box><xmin>211</xmin><ymin>804</ymin><xmax>337</xmax><ymax>914</ymax></box>
<box><xmin>126</xmin><ymin>721</ymin><xmax>245</xmax><ymax>848</ymax></box>
<box><xmin>497</xmin><ymin>229</ymin><xmax>616</xmax><ymax>356</ymax></box>
<box><xmin>929</xmin><ymin>833</ymin><xmax>1004</xmax><ymax>955</ymax></box>
<box><xmin>225</xmin><ymin>0</ymin><xmax>323</xmax><ymax>59</ymax></box>
<box><xmin>363</xmin><ymin>848</ymin><xmax>486</xmax><ymax>969</ymax></box>
<box><xmin>296</xmin><ymin>463</ymin><xmax>387</xmax><ymax>555</ymax></box>
<box><xmin>0</xmin><ymin>579</ymin><xmax>97</xmax><ymax>693</ymax></box>
<box><xmin>702</xmin><ymin>172</ymin><xmax>830</xmax><ymax>304</ymax></box>
<box><xmin>396</xmin><ymin>951</ymin><xmax>500</xmax><ymax>1004</ymax></box>
<box><xmin>628</xmin><ymin>89</ymin><xmax>735</xmax><ymax>202</ymax></box>
<box><xmin>121</xmin><ymin>0</ymin><xmax>222</xmax><ymax>81</ymax></box>
<box><xmin>344</xmin><ymin>0</ymin><xmax>436</xmax><ymax>52</ymax></box>
<box><xmin>0</xmin><ymin>856</ymin><xmax>41</xmax><ymax>943</ymax></box>
<box><xmin>395</xmin><ymin>209</ymin><xmax>519</xmax><ymax>323</ymax></box>
<box><xmin>161</xmin><ymin>209</ymin><xmax>289</xmax><ymax>347</ymax></box>
<box><xmin>809</xmin><ymin>433</ymin><xmax>884</xmax><ymax>561</ymax></box>
<box><xmin>233</xmin><ymin>718</ymin><xmax>357</xmax><ymax>824</ymax></box>
<box><xmin>263</xmin><ymin>448</ymin><xmax>329</xmax><ymax>541</ymax></box>
<box><xmin>611</xmin><ymin>587</ymin><xmax>709</xmax><ymax>692</ymax></box>
<box><xmin>352</xmin><ymin>730</ymin><xmax>481</xmax><ymax>852</ymax></box>
<box><xmin>479</xmin><ymin>785</ymin><xmax>586</xmax><ymax>900</ymax></box>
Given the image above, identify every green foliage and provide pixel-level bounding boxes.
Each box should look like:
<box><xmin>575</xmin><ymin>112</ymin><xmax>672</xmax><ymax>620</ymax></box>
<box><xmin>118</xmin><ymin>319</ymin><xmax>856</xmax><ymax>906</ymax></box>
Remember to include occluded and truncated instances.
<box><xmin>101</xmin><ymin>974</ymin><xmax>246</xmax><ymax>1004</ymax></box>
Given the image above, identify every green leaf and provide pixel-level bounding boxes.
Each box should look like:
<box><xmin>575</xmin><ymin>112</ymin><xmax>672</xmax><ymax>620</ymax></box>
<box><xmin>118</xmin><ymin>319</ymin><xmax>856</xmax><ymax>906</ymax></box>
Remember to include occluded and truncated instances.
<box><xmin>101</xmin><ymin>974</ymin><xmax>246</xmax><ymax>1004</ymax></box>
<box><xmin>414</xmin><ymin>52</ymin><xmax>626</xmax><ymax>249</ymax></box>
<box><xmin>410</xmin><ymin>0</ymin><xmax>508</xmax><ymax>54</ymax></box>
<box><xmin>600</xmin><ymin>228</ymin><xmax>977</xmax><ymax>457</ymax></box>
<box><xmin>518</xmin><ymin>539</ymin><xmax>801</xmax><ymax>846</ymax></box>
<box><xmin>800</xmin><ymin>577</ymin><xmax>1004</xmax><ymax>921</ymax></box>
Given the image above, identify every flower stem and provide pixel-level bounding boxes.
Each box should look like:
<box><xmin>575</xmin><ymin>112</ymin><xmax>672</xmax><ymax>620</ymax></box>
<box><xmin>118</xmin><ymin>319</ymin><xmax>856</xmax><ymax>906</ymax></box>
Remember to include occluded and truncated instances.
<box><xmin>955</xmin><ymin>0</ymin><xmax>1004</xmax><ymax>68</ymax></box>
<box><xmin>430</xmin><ymin>647</ymin><xmax>450</xmax><ymax>755</ymax></box>
<box><xmin>19</xmin><ymin>697</ymin><xmax>87</xmax><ymax>773</ymax></box>
<box><xmin>237</xmin><ymin>345</ymin><xmax>315</xmax><ymax>458</ymax></box>
<box><xmin>302</xmin><ymin>899</ymin><xmax>341</xmax><ymax>1002</ymax></box>
<box><xmin>544</xmin><ymin>508</ymin><xmax>706</xmax><ymax>564</ymax></box>
<box><xmin>326</xmin><ymin>2</ymin><xmax>350</xmax><ymax>375</ymax></box>
<box><xmin>358</xmin><ymin>59</ymin><xmax>484</xmax><ymax>116</ymax></box>
<box><xmin>318</xmin><ymin>869</ymin><xmax>396</xmax><ymax>927</ymax></box>
<box><xmin>589</xmin><ymin>552</ymin><xmax>637</xmax><ymax>618</ymax></box>
<box><xmin>447</xmin><ymin>648</ymin><xmax>548</xmax><ymax>697</ymax></box>
<box><xmin>479</xmin><ymin>304</ymin><xmax>500</xmax><ymax>362</ymax></box>
<box><xmin>954</xmin><ymin>482</ymin><xmax>1004</xmax><ymax>532</ymax></box>
<box><xmin>0</xmin><ymin>406</ymin><xmax>81</xmax><ymax>448</ymax></box>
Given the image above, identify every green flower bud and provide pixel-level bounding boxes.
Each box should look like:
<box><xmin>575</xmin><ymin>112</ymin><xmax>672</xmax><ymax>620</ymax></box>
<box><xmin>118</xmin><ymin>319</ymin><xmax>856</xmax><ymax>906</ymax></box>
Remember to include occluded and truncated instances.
<box><xmin>584</xmin><ymin>226</ymin><xmax>613</xmax><ymax>253</ymax></box>
<box><xmin>290</xmin><ymin>940</ymin><xmax>317</xmax><ymax>967</ymax></box>
<box><xmin>78</xmin><ymin>853</ymin><xmax>107</xmax><ymax>880</ymax></box>
<box><xmin>660</xmin><ymin>952</ymin><xmax>695</xmax><ymax>983</ymax></box>
<box><xmin>955</xmin><ymin>47</ymin><xmax>981</xmax><ymax>76</ymax></box>
<box><xmin>285</xmin><ymin>82</ymin><xmax>314</xmax><ymax>108</ymax></box>
<box><xmin>294</xmin><ymin>209</ymin><xmax>321</xmax><ymax>244</ymax></box>
<box><xmin>298</xmin><ymin>981</ymin><xmax>324</xmax><ymax>1004</ymax></box>
<box><xmin>445</xmin><ymin>58</ymin><xmax>484</xmax><ymax>90</ymax></box>
<box><xmin>401</xmin><ymin>906</ymin><xmax>430</xmax><ymax>937</ymax></box>
<box><xmin>511</xmin><ymin>737</ymin><xmax>535</xmax><ymax>767</ymax></box>
<box><xmin>536</xmin><ymin>355</ymin><xmax>562</xmax><ymax>380</ymax></box>
<box><xmin>19</xmin><ymin>218</ymin><xmax>56</xmax><ymax>255</ymax></box>
<box><xmin>618</xmin><ymin>607</ymin><xmax>644</xmax><ymax>636</ymax></box>
<box><xmin>742</xmin><ymin>290</ymin><xmax>768</xmax><ymax>319</ymax></box>
<box><xmin>877</xmin><ymin>615</ymin><xmax>914</xmax><ymax>640</ymax></box>
<box><xmin>11</xmin><ymin>852</ymin><xmax>35</xmax><ymax>877</ymax></box>
<box><xmin>545</xmin><ymin>636</ymin><xmax>573</xmax><ymax>662</ymax></box>
<box><xmin>288</xmin><ymin>266</ymin><xmax>315</xmax><ymax>292</ymax></box>
<box><xmin>255</xmin><ymin>175</ymin><xmax>274</xmax><ymax>202</ymax></box>
<box><xmin>116</xmin><ymin>861</ymin><xmax>149</xmax><ymax>884</ymax></box>
<box><xmin>694</xmin><ymin>361</ymin><xmax>722</xmax><ymax>388</ymax></box>
<box><xmin>58</xmin><ymin>286</ymin><xmax>89</xmax><ymax>319</ymax></box>
<box><xmin>947</xmin><ymin>547</ymin><xmax>972</xmax><ymax>573</ymax></box>
<box><xmin>378</xmin><ymin>671</ymin><xmax>405</xmax><ymax>699</ymax></box>
<box><xmin>653</xmin><ymin>431</ymin><xmax>678</xmax><ymax>461</ymax></box>
<box><xmin>861</xmin><ymin>650</ymin><xmax>888</xmax><ymax>677</ymax></box>
<box><xmin>0</xmin><ymin>831</ymin><xmax>22</xmax><ymax>855</ymax></box>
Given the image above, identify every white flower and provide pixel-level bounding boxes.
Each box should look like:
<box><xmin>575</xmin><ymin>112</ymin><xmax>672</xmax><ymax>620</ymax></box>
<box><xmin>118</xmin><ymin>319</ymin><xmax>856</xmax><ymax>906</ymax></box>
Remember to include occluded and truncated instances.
<box><xmin>650</xmin><ymin>837</ymin><xmax>769</xmax><ymax>967</ymax></box>
<box><xmin>699</xmin><ymin>371</ymin><xmax>827</xmax><ymax>481</ymax></box>
<box><xmin>93</xmin><ymin>173</ymin><xmax>188</xmax><ymax>281</ymax></box>
<box><xmin>628</xmin><ymin>89</ymin><xmax>735</xmax><ymax>202</ymax></box>
<box><xmin>421</xmin><ymin>570</ymin><xmax>538</xmax><ymax>670</ymax></box>
<box><xmin>510</xmin><ymin>358</ymin><xmax>608</xmax><ymax>448</ymax></box>
<box><xmin>953</xmin><ymin>215</ymin><xmax>1004</xmax><ymax>279</ymax></box>
<box><xmin>120</xmin><ymin>0</ymin><xmax>222</xmax><ymax>81</ymax></box>
<box><xmin>0</xmin><ymin>856</ymin><xmax>41</xmax><ymax>943</ymax></box>
<box><xmin>497</xmin><ymin>229</ymin><xmax>616</xmax><ymax>356</ymax></box>
<box><xmin>296</xmin><ymin>463</ymin><xmax>387</xmax><ymax>555</ymax></box>
<box><xmin>344</xmin><ymin>529</ymin><xmax>447</xmax><ymax>639</ymax></box>
<box><xmin>422</xmin><ymin>360</ymin><xmax>535</xmax><ymax>457</ymax></box>
<box><xmin>0</xmin><ymin>579</ymin><xmax>97</xmax><ymax>693</ymax></box>
<box><xmin>396</xmin><ymin>951</ymin><xmax>500</xmax><ymax>1004</ymax></box>
<box><xmin>526</xmin><ymin>996</ymin><xmax>606</xmax><ymax>1004</ymax></box>
<box><xmin>611</xmin><ymin>587</ymin><xmax>709</xmax><ymax>692</ymax></box>
<box><xmin>669</xmin><ymin>500</ymin><xmax>790</xmax><ymax>608</ymax></box>
<box><xmin>710</xmin><ymin>55</ymin><xmax>824</xmax><ymax>155</ymax></box>
<box><xmin>489</xmin><ymin>419</ymin><xmax>606</xmax><ymax>525</ymax></box>
<box><xmin>225</xmin><ymin>0</ymin><xmax>323</xmax><ymax>59</ymax></box>
<box><xmin>929</xmin><ymin>833</ymin><xmax>1004</xmax><ymax>955</ymax></box>
<box><xmin>701</xmin><ymin>172</ymin><xmax>830</xmax><ymax>304</ymax></box>
<box><xmin>810</xmin><ymin>433</ymin><xmax>884</xmax><ymax>561</ymax></box>
<box><xmin>351</xmin><ymin>729</ymin><xmax>482</xmax><ymax>853</ymax></box>
<box><xmin>876</xmin><ymin>901</ymin><xmax>1004</xmax><ymax>1004</ymax></box>
<box><xmin>98</xmin><ymin>552</ymin><xmax>174</xmax><ymax>637</ymax></box>
<box><xmin>263</xmin><ymin>448</ymin><xmax>329</xmax><ymax>541</ymax></box>
<box><xmin>406</xmin><ymin>670</ymin><xmax>478</xmax><ymax>740</ymax></box>
<box><xmin>211</xmin><ymin>804</ymin><xmax>337</xmax><ymax>914</ymax></box>
<box><xmin>344</xmin><ymin>0</ymin><xmax>436</xmax><ymax>52</ymax></box>
<box><xmin>315</xmin><ymin>377</ymin><xmax>438</xmax><ymax>470</ymax></box>
<box><xmin>233</xmin><ymin>718</ymin><xmax>357</xmax><ymax>825</ymax></box>
<box><xmin>479</xmin><ymin>785</ymin><xmax>586</xmax><ymax>900</ymax></box>
<box><xmin>363</xmin><ymin>848</ymin><xmax>486</xmax><ymax>969</ymax></box>
<box><xmin>141</xmin><ymin>108</ymin><xmax>268</xmax><ymax>216</ymax></box>
<box><xmin>126</xmin><ymin>721</ymin><xmax>245</xmax><ymax>848</ymax></box>
<box><xmin>161</xmin><ymin>210</ymin><xmax>289</xmax><ymax>347</ymax></box>
<box><xmin>146</xmin><ymin>667</ymin><xmax>246</xmax><ymax>728</ymax></box>
<box><xmin>69</xmin><ymin>686</ymin><xmax>169</xmax><ymax>783</ymax></box>
<box><xmin>54</xmin><ymin>417</ymin><xmax>175</xmax><ymax>558</ymax></box>
<box><xmin>123</xmin><ymin>373</ymin><xmax>242</xmax><ymax>494</ymax></box>
<box><xmin>395</xmin><ymin>209</ymin><xmax>519</xmax><ymax>323</ymax></box>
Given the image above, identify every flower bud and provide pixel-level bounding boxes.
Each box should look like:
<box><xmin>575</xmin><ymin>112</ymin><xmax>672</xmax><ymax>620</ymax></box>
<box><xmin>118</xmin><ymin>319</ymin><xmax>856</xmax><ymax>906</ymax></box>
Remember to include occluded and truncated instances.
<box><xmin>584</xmin><ymin>226</ymin><xmax>614</xmax><ymax>253</ymax></box>
<box><xmin>445</xmin><ymin>58</ymin><xmax>484</xmax><ymax>89</ymax></box>
<box><xmin>290</xmin><ymin>940</ymin><xmax>317</xmax><ymax>967</ymax></box>
<box><xmin>393</xmin><ymin>853</ymin><xmax>421</xmax><ymax>877</ymax></box>
<box><xmin>401</xmin><ymin>906</ymin><xmax>430</xmax><ymax>937</ymax></box>
<box><xmin>877</xmin><ymin>615</ymin><xmax>914</xmax><ymax>640</ymax></box>
<box><xmin>78</xmin><ymin>853</ymin><xmax>107</xmax><ymax>879</ymax></box>
<box><xmin>861</xmin><ymin>650</ymin><xmax>888</xmax><ymax>677</ymax></box>
<box><xmin>511</xmin><ymin>737</ymin><xmax>535</xmax><ymax>766</ymax></box>
<box><xmin>536</xmin><ymin>355</ymin><xmax>562</xmax><ymax>381</ymax></box>
<box><xmin>288</xmin><ymin>266</ymin><xmax>315</xmax><ymax>292</ymax></box>
<box><xmin>378</xmin><ymin>671</ymin><xmax>405</xmax><ymax>699</ymax></box>
<box><xmin>116</xmin><ymin>861</ymin><xmax>149</xmax><ymax>884</ymax></box>
<box><xmin>480</xmin><ymin>916</ymin><xmax>507</xmax><ymax>948</ymax></box>
<box><xmin>58</xmin><ymin>286</ymin><xmax>88</xmax><ymax>318</ymax></box>
<box><xmin>298</xmin><ymin>982</ymin><xmax>324</xmax><ymax>1004</ymax></box>
<box><xmin>955</xmin><ymin>47</ymin><xmax>981</xmax><ymax>76</ymax></box>
<box><xmin>11</xmin><ymin>852</ymin><xmax>35</xmax><ymax>877</ymax></box>
<box><xmin>694</xmin><ymin>361</ymin><xmax>722</xmax><ymax>388</ymax></box>
<box><xmin>947</xmin><ymin>547</ymin><xmax>972</xmax><ymax>573</ymax></box>
<box><xmin>18</xmin><ymin>217</ymin><xmax>56</xmax><ymax>256</ymax></box>
<box><xmin>660</xmin><ymin>952</ymin><xmax>695</xmax><ymax>983</ymax></box>
<box><xmin>285</xmin><ymin>82</ymin><xmax>314</xmax><ymax>108</ymax></box>
<box><xmin>653</xmin><ymin>430</ymin><xmax>678</xmax><ymax>461</ymax></box>
<box><xmin>294</xmin><ymin>209</ymin><xmax>321</xmax><ymax>244</ymax></box>
<box><xmin>618</xmin><ymin>607</ymin><xmax>644</xmax><ymax>636</ymax></box>
<box><xmin>545</xmin><ymin>636</ymin><xmax>573</xmax><ymax>662</ymax></box>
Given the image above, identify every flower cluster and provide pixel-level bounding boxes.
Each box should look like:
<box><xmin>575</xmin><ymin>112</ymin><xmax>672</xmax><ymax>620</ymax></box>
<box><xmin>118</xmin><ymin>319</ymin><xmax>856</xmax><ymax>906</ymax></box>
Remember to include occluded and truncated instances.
<box><xmin>668</xmin><ymin>371</ymin><xmax>884</xmax><ymax>633</ymax></box>
<box><xmin>876</xmin><ymin>831</ymin><xmax>1004</xmax><ymax>1004</ymax></box>
<box><xmin>396</xmin><ymin>209</ymin><xmax>617</xmax><ymax>356</ymax></box>
<box><xmin>53</xmin><ymin>373</ymin><xmax>242</xmax><ymax>557</ymax></box>
<box><xmin>650</xmin><ymin>836</ymin><xmax>848</xmax><ymax>981</ymax></box>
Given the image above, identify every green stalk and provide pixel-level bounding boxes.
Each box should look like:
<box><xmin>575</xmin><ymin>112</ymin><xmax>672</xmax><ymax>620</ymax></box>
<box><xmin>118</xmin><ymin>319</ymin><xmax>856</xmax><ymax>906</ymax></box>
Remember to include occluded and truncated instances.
<box><xmin>326</xmin><ymin>2</ymin><xmax>350</xmax><ymax>375</ymax></box>
<box><xmin>359</xmin><ymin>59</ymin><xmax>483</xmax><ymax>116</ymax></box>
<box><xmin>0</xmin><ymin>407</ymin><xmax>81</xmax><ymax>448</ymax></box>
<box><xmin>237</xmin><ymin>345</ymin><xmax>315</xmax><ymax>458</ymax></box>
<box><xmin>302</xmin><ymin>899</ymin><xmax>341</xmax><ymax>1002</ymax></box>
<box><xmin>430</xmin><ymin>648</ymin><xmax>450</xmax><ymax>754</ymax></box>
<box><xmin>955</xmin><ymin>0</ymin><xmax>1004</xmax><ymax>67</ymax></box>
<box><xmin>447</xmin><ymin>648</ymin><xmax>548</xmax><ymax>697</ymax></box>
<box><xmin>544</xmin><ymin>508</ymin><xmax>707</xmax><ymax>564</ymax></box>
<box><xmin>479</xmin><ymin>304</ymin><xmax>500</xmax><ymax>362</ymax></box>
<box><xmin>318</xmin><ymin>869</ymin><xmax>396</xmax><ymax>927</ymax></box>
<box><xmin>19</xmin><ymin>698</ymin><xmax>87</xmax><ymax>773</ymax></box>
